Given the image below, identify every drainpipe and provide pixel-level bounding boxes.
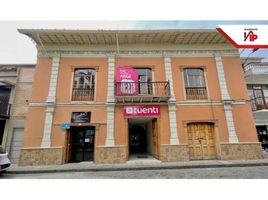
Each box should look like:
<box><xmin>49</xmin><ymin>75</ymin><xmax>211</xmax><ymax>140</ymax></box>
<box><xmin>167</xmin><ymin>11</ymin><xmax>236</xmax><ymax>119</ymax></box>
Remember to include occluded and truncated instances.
<box><xmin>116</xmin><ymin>32</ymin><xmax>119</xmax><ymax>55</ymax></box>
<box><xmin>37</xmin><ymin>33</ymin><xmax>50</xmax><ymax>58</ymax></box>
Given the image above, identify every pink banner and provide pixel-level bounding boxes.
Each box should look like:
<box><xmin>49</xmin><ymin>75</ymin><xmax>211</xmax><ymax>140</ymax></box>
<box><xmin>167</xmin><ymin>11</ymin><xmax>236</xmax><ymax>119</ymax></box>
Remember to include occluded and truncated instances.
<box><xmin>123</xmin><ymin>105</ymin><xmax>160</xmax><ymax>117</ymax></box>
<box><xmin>116</xmin><ymin>66</ymin><xmax>138</xmax><ymax>96</ymax></box>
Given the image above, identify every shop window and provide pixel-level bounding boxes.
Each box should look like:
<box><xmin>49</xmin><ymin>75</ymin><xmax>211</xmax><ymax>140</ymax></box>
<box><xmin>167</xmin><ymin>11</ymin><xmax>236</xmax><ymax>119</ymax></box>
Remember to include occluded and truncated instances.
<box><xmin>183</xmin><ymin>68</ymin><xmax>208</xmax><ymax>100</ymax></box>
<box><xmin>72</xmin><ymin>68</ymin><xmax>96</xmax><ymax>101</ymax></box>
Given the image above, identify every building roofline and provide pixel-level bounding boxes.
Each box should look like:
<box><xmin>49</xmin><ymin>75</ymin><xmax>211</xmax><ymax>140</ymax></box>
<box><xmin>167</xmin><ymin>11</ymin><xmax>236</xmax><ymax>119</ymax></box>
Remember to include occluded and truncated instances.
<box><xmin>18</xmin><ymin>28</ymin><xmax>230</xmax><ymax>47</ymax></box>
<box><xmin>18</xmin><ymin>28</ymin><xmax>218</xmax><ymax>34</ymax></box>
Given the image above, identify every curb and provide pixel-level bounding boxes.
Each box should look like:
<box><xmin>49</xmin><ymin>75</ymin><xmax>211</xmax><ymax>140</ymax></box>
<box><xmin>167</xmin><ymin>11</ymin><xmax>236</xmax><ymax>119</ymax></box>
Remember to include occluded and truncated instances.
<box><xmin>6</xmin><ymin>161</ymin><xmax>268</xmax><ymax>174</ymax></box>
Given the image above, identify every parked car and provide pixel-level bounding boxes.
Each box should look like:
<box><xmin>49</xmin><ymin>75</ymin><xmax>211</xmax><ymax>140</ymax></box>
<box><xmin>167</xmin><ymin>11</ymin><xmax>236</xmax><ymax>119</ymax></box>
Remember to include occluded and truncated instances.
<box><xmin>0</xmin><ymin>147</ymin><xmax>11</xmax><ymax>175</ymax></box>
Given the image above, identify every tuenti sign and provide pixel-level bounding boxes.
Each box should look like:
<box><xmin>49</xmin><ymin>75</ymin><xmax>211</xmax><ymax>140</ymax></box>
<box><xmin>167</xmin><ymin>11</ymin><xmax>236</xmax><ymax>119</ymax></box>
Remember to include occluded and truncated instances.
<box><xmin>123</xmin><ymin>105</ymin><xmax>160</xmax><ymax>117</ymax></box>
<box><xmin>71</xmin><ymin>112</ymin><xmax>91</xmax><ymax>123</ymax></box>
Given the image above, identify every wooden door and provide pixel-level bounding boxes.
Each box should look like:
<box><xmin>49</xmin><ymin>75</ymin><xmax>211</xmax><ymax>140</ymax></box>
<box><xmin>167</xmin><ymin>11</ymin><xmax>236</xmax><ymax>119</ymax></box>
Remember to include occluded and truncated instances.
<box><xmin>65</xmin><ymin>130</ymin><xmax>72</xmax><ymax>163</ymax></box>
<box><xmin>188</xmin><ymin>123</ymin><xmax>216</xmax><ymax>160</ymax></box>
<box><xmin>152</xmin><ymin>118</ymin><xmax>159</xmax><ymax>158</ymax></box>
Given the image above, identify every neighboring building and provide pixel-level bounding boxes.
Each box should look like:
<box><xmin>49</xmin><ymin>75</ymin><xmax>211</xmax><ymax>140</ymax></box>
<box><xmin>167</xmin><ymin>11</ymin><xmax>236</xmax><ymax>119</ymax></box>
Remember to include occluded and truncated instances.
<box><xmin>243</xmin><ymin>57</ymin><xmax>268</xmax><ymax>151</ymax></box>
<box><xmin>18</xmin><ymin>29</ymin><xmax>262</xmax><ymax>166</ymax></box>
<box><xmin>0</xmin><ymin>64</ymin><xmax>35</xmax><ymax>163</ymax></box>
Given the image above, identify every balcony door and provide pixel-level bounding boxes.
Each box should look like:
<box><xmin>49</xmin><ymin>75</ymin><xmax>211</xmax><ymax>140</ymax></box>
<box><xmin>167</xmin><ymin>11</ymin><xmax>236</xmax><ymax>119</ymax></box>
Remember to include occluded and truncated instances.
<box><xmin>134</xmin><ymin>68</ymin><xmax>152</xmax><ymax>95</ymax></box>
<box><xmin>72</xmin><ymin>68</ymin><xmax>95</xmax><ymax>101</ymax></box>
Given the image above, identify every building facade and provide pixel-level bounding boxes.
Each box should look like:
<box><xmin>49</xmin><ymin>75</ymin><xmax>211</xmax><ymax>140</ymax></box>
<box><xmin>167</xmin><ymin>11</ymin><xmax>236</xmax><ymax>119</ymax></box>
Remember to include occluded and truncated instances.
<box><xmin>18</xmin><ymin>29</ymin><xmax>262</xmax><ymax>166</ymax></box>
<box><xmin>0</xmin><ymin>64</ymin><xmax>35</xmax><ymax>163</ymax></box>
<box><xmin>243</xmin><ymin>58</ymin><xmax>268</xmax><ymax>151</ymax></box>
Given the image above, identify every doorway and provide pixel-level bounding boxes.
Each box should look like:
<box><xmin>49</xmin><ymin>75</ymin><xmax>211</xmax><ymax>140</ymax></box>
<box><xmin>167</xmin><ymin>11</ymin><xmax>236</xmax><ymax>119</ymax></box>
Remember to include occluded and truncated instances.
<box><xmin>187</xmin><ymin>122</ymin><xmax>216</xmax><ymax>160</ymax></box>
<box><xmin>67</xmin><ymin>126</ymin><xmax>95</xmax><ymax>163</ymax></box>
<box><xmin>128</xmin><ymin>118</ymin><xmax>159</xmax><ymax>159</ymax></box>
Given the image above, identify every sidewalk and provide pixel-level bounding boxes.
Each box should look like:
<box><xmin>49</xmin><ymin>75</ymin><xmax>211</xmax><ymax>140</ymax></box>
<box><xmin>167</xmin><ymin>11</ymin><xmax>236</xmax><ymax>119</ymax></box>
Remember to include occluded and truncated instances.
<box><xmin>7</xmin><ymin>152</ymin><xmax>268</xmax><ymax>174</ymax></box>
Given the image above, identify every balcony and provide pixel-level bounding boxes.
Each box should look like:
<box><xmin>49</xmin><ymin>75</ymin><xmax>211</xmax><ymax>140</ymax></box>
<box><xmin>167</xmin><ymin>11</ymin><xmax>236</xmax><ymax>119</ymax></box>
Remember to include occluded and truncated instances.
<box><xmin>185</xmin><ymin>87</ymin><xmax>208</xmax><ymax>100</ymax></box>
<box><xmin>115</xmin><ymin>82</ymin><xmax>171</xmax><ymax>103</ymax></box>
<box><xmin>244</xmin><ymin>64</ymin><xmax>268</xmax><ymax>84</ymax></box>
<box><xmin>250</xmin><ymin>97</ymin><xmax>268</xmax><ymax>111</ymax></box>
<box><xmin>72</xmin><ymin>87</ymin><xmax>95</xmax><ymax>101</ymax></box>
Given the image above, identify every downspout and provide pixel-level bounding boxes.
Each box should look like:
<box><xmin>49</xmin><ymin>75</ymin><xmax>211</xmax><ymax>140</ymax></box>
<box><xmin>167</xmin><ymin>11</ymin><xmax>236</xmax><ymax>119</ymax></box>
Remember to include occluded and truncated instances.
<box><xmin>37</xmin><ymin>33</ymin><xmax>50</xmax><ymax>58</ymax></box>
<box><xmin>115</xmin><ymin>32</ymin><xmax>119</xmax><ymax>55</ymax></box>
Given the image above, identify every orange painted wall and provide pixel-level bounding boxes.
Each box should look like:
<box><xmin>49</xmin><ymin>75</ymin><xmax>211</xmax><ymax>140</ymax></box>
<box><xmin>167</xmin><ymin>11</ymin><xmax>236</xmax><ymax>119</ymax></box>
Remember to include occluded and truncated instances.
<box><xmin>176</xmin><ymin>105</ymin><xmax>229</xmax><ymax>143</ymax></box>
<box><xmin>56</xmin><ymin>58</ymin><xmax>108</xmax><ymax>103</ymax></box>
<box><xmin>159</xmin><ymin>105</ymin><xmax>170</xmax><ymax>144</ymax></box>
<box><xmin>222</xmin><ymin>56</ymin><xmax>249</xmax><ymax>100</ymax></box>
<box><xmin>22</xmin><ymin>106</ymin><xmax>46</xmax><ymax>147</ymax></box>
<box><xmin>115</xmin><ymin>57</ymin><xmax>167</xmax><ymax>81</ymax></box>
<box><xmin>171</xmin><ymin>57</ymin><xmax>222</xmax><ymax>101</ymax></box>
<box><xmin>114</xmin><ymin>106</ymin><xmax>127</xmax><ymax>145</ymax></box>
<box><xmin>232</xmin><ymin>103</ymin><xmax>258</xmax><ymax>142</ymax></box>
<box><xmin>30</xmin><ymin>58</ymin><xmax>52</xmax><ymax>102</ymax></box>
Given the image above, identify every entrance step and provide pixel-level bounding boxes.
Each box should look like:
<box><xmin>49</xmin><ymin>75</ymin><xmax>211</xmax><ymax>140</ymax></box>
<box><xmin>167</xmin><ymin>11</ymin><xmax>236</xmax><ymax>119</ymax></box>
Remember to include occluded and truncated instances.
<box><xmin>127</xmin><ymin>154</ymin><xmax>161</xmax><ymax>165</ymax></box>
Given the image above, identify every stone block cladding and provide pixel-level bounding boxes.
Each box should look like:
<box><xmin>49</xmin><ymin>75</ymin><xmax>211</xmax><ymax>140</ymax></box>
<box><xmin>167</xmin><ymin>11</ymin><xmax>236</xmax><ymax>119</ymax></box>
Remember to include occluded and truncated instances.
<box><xmin>19</xmin><ymin>148</ymin><xmax>63</xmax><ymax>166</ymax></box>
<box><xmin>220</xmin><ymin>143</ymin><xmax>263</xmax><ymax>160</ymax></box>
<box><xmin>94</xmin><ymin>146</ymin><xmax>127</xmax><ymax>164</ymax></box>
<box><xmin>160</xmin><ymin>144</ymin><xmax>190</xmax><ymax>162</ymax></box>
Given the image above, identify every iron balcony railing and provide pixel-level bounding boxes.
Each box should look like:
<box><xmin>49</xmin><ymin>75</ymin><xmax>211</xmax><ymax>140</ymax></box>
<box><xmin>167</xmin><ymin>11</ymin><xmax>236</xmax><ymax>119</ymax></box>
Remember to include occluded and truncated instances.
<box><xmin>250</xmin><ymin>97</ymin><xmax>268</xmax><ymax>111</ymax></box>
<box><xmin>115</xmin><ymin>81</ymin><xmax>171</xmax><ymax>97</ymax></box>
<box><xmin>72</xmin><ymin>86</ymin><xmax>95</xmax><ymax>101</ymax></box>
<box><xmin>185</xmin><ymin>87</ymin><xmax>208</xmax><ymax>100</ymax></box>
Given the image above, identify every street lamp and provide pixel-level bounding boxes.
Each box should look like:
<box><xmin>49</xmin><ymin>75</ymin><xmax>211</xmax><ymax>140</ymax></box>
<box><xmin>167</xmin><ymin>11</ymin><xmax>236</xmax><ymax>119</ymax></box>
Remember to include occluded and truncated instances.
<box><xmin>242</xmin><ymin>48</ymin><xmax>259</xmax><ymax>71</ymax></box>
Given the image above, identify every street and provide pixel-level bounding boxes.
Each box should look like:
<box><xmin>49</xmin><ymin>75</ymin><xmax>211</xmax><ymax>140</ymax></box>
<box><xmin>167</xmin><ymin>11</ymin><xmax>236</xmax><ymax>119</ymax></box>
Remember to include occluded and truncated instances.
<box><xmin>1</xmin><ymin>165</ymin><xmax>268</xmax><ymax>179</ymax></box>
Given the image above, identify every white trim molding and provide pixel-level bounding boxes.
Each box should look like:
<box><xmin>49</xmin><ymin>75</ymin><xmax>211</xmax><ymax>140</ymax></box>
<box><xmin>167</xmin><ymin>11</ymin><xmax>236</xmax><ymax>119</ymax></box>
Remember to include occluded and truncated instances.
<box><xmin>41</xmin><ymin>106</ymin><xmax>55</xmax><ymax>148</ymax></box>
<box><xmin>214</xmin><ymin>55</ymin><xmax>231</xmax><ymax>100</ymax></box>
<box><xmin>46</xmin><ymin>56</ymin><xmax>60</xmax><ymax>103</ymax></box>
<box><xmin>164</xmin><ymin>57</ymin><xmax>176</xmax><ymax>102</ymax></box>
<box><xmin>168</xmin><ymin>104</ymin><xmax>180</xmax><ymax>144</ymax></box>
<box><xmin>105</xmin><ymin>105</ymin><xmax>115</xmax><ymax>146</ymax></box>
<box><xmin>224</xmin><ymin>103</ymin><xmax>239</xmax><ymax>143</ymax></box>
<box><xmin>107</xmin><ymin>57</ymin><xmax>115</xmax><ymax>103</ymax></box>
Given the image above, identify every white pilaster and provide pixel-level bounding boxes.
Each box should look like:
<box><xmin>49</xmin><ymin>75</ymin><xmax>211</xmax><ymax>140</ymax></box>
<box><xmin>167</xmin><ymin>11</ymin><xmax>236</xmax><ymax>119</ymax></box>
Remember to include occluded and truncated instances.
<box><xmin>224</xmin><ymin>104</ymin><xmax>239</xmax><ymax>143</ymax></box>
<box><xmin>46</xmin><ymin>56</ymin><xmax>60</xmax><ymax>103</ymax></box>
<box><xmin>107</xmin><ymin>57</ymin><xmax>115</xmax><ymax>103</ymax></box>
<box><xmin>105</xmin><ymin>105</ymin><xmax>115</xmax><ymax>146</ymax></box>
<box><xmin>41</xmin><ymin>56</ymin><xmax>60</xmax><ymax>148</ymax></box>
<box><xmin>164</xmin><ymin>57</ymin><xmax>176</xmax><ymax>102</ymax></box>
<box><xmin>41</xmin><ymin>106</ymin><xmax>55</xmax><ymax>147</ymax></box>
<box><xmin>168</xmin><ymin>104</ymin><xmax>180</xmax><ymax>144</ymax></box>
<box><xmin>214</xmin><ymin>56</ymin><xmax>231</xmax><ymax>100</ymax></box>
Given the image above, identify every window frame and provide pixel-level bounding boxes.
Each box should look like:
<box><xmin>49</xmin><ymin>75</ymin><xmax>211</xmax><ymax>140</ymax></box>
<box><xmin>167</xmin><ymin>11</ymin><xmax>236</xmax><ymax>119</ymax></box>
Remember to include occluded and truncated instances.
<box><xmin>180</xmin><ymin>66</ymin><xmax>208</xmax><ymax>100</ymax></box>
<box><xmin>71</xmin><ymin>67</ymin><xmax>98</xmax><ymax>102</ymax></box>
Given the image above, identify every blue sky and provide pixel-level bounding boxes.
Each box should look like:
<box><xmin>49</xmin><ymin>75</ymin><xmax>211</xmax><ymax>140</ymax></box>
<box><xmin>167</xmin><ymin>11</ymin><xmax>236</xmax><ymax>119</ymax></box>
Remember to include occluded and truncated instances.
<box><xmin>0</xmin><ymin>20</ymin><xmax>267</xmax><ymax>64</ymax></box>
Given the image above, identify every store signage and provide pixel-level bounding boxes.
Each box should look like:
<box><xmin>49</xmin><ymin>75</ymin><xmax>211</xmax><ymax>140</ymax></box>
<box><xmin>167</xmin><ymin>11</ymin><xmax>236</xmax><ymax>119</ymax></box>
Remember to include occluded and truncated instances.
<box><xmin>116</xmin><ymin>66</ymin><xmax>138</xmax><ymax>95</ymax></box>
<box><xmin>123</xmin><ymin>105</ymin><xmax>160</xmax><ymax>117</ymax></box>
<box><xmin>71</xmin><ymin>112</ymin><xmax>91</xmax><ymax>123</ymax></box>
<box><xmin>61</xmin><ymin>123</ymin><xmax>70</xmax><ymax>129</ymax></box>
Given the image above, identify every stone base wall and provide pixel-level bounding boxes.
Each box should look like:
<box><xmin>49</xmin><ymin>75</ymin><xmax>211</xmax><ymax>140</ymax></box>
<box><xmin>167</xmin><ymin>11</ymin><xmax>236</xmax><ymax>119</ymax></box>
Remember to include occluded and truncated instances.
<box><xmin>95</xmin><ymin>146</ymin><xmax>127</xmax><ymax>164</ymax></box>
<box><xmin>19</xmin><ymin>147</ymin><xmax>63</xmax><ymax>166</ymax></box>
<box><xmin>220</xmin><ymin>143</ymin><xmax>263</xmax><ymax>160</ymax></box>
<box><xmin>160</xmin><ymin>144</ymin><xmax>189</xmax><ymax>162</ymax></box>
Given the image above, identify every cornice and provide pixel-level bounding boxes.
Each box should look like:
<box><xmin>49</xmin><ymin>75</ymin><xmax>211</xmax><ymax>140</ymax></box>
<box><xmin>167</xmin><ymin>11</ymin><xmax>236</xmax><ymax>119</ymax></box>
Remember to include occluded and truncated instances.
<box><xmin>37</xmin><ymin>49</ymin><xmax>239</xmax><ymax>58</ymax></box>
